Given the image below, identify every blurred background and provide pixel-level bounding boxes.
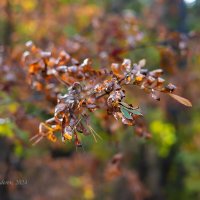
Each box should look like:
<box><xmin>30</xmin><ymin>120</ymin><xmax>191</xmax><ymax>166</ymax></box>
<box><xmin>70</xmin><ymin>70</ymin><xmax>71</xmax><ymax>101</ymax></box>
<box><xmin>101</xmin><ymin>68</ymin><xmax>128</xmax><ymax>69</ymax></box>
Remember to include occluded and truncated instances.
<box><xmin>0</xmin><ymin>0</ymin><xmax>200</xmax><ymax>199</ymax></box>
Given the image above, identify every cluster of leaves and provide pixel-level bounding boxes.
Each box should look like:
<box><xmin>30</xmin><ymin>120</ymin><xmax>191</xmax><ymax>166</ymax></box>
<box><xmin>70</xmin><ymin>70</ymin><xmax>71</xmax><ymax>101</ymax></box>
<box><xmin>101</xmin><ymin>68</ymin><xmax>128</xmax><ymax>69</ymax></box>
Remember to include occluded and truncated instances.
<box><xmin>22</xmin><ymin>40</ymin><xmax>192</xmax><ymax>147</ymax></box>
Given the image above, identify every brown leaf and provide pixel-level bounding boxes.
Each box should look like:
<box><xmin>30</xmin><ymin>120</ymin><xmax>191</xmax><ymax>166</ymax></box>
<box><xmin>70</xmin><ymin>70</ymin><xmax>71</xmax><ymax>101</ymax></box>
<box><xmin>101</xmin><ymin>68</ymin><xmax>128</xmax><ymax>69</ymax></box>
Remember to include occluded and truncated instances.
<box><xmin>169</xmin><ymin>93</ymin><xmax>192</xmax><ymax>107</ymax></box>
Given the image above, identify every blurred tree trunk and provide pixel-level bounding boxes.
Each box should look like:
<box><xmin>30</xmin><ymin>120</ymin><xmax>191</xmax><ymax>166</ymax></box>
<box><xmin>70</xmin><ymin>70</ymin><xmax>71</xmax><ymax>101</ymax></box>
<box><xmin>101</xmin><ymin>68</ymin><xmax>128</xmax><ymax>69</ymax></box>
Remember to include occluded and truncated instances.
<box><xmin>4</xmin><ymin>0</ymin><xmax>13</xmax><ymax>47</ymax></box>
<box><xmin>0</xmin><ymin>139</ymin><xmax>12</xmax><ymax>200</ymax></box>
<box><xmin>165</xmin><ymin>0</ymin><xmax>187</xmax><ymax>33</ymax></box>
<box><xmin>0</xmin><ymin>3</ymin><xmax>13</xmax><ymax>199</ymax></box>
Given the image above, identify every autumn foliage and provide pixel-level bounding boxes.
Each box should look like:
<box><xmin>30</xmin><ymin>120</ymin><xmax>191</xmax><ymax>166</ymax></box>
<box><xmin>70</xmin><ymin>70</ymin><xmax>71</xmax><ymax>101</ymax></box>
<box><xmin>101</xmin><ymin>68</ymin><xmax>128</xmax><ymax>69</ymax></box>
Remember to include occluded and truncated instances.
<box><xmin>22</xmin><ymin>38</ymin><xmax>192</xmax><ymax>147</ymax></box>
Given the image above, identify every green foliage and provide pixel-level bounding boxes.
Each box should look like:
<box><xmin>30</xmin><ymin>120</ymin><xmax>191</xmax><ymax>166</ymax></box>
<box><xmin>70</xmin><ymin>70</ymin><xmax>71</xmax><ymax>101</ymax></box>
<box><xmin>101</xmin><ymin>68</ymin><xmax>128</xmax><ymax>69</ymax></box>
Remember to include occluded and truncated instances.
<box><xmin>0</xmin><ymin>119</ymin><xmax>14</xmax><ymax>138</ymax></box>
<box><xmin>150</xmin><ymin>120</ymin><xmax>176</xmax><ymax>157</ymax></box>
<box><xmin>127</xmin><ymin>46</ymin><xmax>160</xmax><ymax>69</ymax></box>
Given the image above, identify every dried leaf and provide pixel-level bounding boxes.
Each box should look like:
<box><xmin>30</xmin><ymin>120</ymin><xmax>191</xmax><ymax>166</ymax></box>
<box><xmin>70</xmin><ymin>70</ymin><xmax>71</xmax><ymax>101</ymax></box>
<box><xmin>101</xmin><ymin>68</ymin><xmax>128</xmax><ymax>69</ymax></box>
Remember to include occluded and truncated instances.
<box><xmin>138</xmin><ymin>59</ymin><xmax>146</xmax><ymax>68</ymax></box>
<box><xmin>169</xmin><ymin>93</ymin><xmax>192</xmax><ymax>107</ymax></box>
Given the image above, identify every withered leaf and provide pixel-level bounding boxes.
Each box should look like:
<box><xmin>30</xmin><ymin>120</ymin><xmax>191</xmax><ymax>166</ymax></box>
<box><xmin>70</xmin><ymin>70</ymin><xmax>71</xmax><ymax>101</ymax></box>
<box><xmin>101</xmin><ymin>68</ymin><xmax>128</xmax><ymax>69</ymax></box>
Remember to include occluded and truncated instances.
<box><xmin>138</xmin><ymin>59</ymin><xmax>146</xmax><ymax>68</ymax></box>
<box><xmin>168</xmin><ymin>93</ymin><xmax>192</xmax><ymax>107</ymax></box>
<box><xmin>151</xmin><ymin>89</ymin><xmax>160</xmax><ymax>101</ymax></box>
<box><xmin>55</xmin><ymin>103</ymin><xmax>67</xmax><ymax>117</ymax></box>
